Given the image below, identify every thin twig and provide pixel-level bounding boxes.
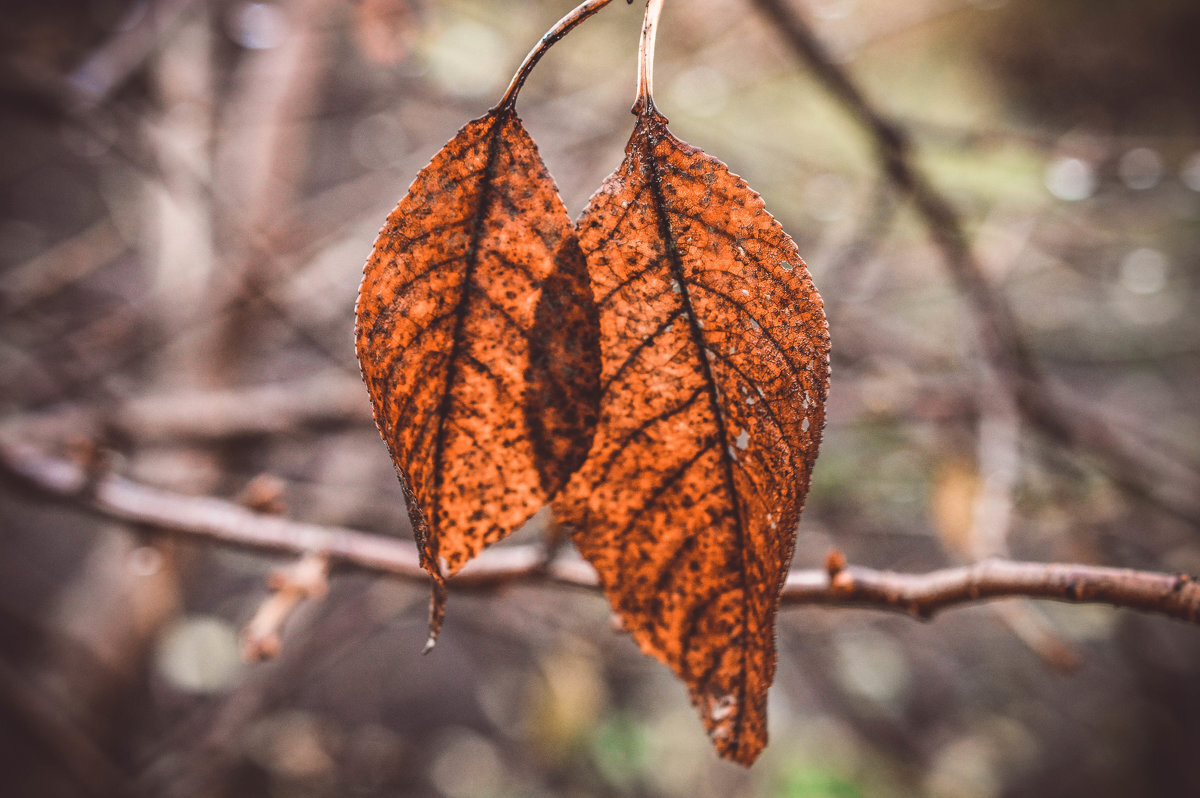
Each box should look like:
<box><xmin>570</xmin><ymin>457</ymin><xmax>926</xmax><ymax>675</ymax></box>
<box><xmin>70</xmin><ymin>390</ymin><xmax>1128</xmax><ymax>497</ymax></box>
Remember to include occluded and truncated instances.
<box><xmin>242</xmin><ymin>552</ymin><xmax>330</xmax><ymax>661</ymax></box>
<box><xmin>498</xmin><ymin>0</ymin><xmax>620</xmax><ymax>110</ymax></box>
<box><xmin>748</xmin><ymin>0</ymin><xmax>1200</xmax><ymax>525</ymax></box>
<box><xmin>66</xmin><ymin>0</ymin><xmax>203</xmax><ymax>110</ymax></box>
<box><xmin>2</xmin><ymin>439</ymin><xmax>1197</xmax><ymax>625</ymax></box>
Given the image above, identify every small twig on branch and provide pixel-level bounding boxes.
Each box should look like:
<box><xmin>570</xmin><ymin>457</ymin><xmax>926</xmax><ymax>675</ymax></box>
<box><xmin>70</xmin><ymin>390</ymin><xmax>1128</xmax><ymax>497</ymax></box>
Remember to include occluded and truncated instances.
<box><xmin>242</xmin><ymin>552</ymin><xmax>330</xmax><ymax>661</ymax></box>
<box><xmin>2</xmin><ymin>438</ymin><xmax>1198</xmax><ymax>626</ymax></box>
<box><xmin>748</xmin><ymin>0</ymin><xmax>1200</xmax><ymax>526</ymax></box>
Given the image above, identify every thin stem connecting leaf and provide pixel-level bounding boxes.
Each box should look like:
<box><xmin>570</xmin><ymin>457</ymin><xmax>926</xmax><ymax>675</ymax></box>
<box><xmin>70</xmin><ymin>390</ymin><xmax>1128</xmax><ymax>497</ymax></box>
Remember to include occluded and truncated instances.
<box><xmin>499</xmin><ymin>0</ymin><xmax>620</xmax><ymax>110</ymax></box>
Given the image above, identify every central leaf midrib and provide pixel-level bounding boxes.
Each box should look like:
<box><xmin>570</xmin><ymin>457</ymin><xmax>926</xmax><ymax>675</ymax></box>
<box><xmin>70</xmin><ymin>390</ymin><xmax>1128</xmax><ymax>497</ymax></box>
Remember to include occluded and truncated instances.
<box><xmin>428</xmin><ymin>114</ymin><xmax>510</xmax><ymax>551</ymax></box>
<box><xmin>642</xmin><ymin>124</ymin><xmax>751</xmax><ymax>752</ymax></box>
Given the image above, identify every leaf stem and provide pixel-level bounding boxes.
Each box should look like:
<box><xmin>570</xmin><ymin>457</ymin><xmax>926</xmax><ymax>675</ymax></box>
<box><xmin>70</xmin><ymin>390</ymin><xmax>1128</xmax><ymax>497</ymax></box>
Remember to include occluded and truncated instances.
<box><xmin>635</xmin><ymin>0</ymin><xmax>665</xmax><ymax>115</ymax></box>
<box><xmin>497</xmin><ymin>0</ymin><xmax>619</xmax><ymax>111</ymax></box>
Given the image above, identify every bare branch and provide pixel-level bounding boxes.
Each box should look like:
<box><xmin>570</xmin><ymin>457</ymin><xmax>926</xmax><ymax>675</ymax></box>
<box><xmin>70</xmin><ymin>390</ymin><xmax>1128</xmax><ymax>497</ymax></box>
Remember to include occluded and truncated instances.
<box><xmin>66</xmin><ymin>0</ymin><xmax>204</xmax><ymax>110</ymax></box>
<box><xmin>3</xmin><ymin>374</ymin><xmax>370</xmax><ymax>445</ymax></box>
<box><xmin>748</xmin><ymin>0</ymin><xmax>1200</xmax><ymax>525</ymax></box>
<box><xmin>789</xmin><ymin>557</ymin><xmax>1199</xmax><ymax>623</ymax></box>
<box><xmin>2</xmin><ymin>439</ymin><xmax>1198</xmax><ymax>626</ymax></box>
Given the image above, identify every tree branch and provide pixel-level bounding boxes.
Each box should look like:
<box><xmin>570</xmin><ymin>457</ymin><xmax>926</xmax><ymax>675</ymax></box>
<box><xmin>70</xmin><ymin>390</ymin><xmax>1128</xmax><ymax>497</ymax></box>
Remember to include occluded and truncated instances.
<box><xmin>2</xmin><ymin>438</ymin><xmax>1197</xmax><ymax>625</ymax></box>
<box><xmin>748</xmin><ymin>0</ymin><xmax>1200</xmax><ymax>526</ymax></box>
<box><xmin>787</xmin><ymin>558</ymin><xmax>1199</xmax><ymax>623</ymax></box>
<box><xmin>2</xmin><ymin>374</ymin><xmax>370</xmax><ymax>445</ymax></box>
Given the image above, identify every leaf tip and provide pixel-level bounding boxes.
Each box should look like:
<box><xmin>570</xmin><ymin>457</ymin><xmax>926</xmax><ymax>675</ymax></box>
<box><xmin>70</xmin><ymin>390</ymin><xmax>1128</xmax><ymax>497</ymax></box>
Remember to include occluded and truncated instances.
<box><xmin>703</xmin><ymin>693</ymin><xmax>765</xmax><ymax>766</ymax></box>
<box><xmin>422</xmin><ymin>574</ymin><xmax>448</xmax><ymax>655</ymax></box>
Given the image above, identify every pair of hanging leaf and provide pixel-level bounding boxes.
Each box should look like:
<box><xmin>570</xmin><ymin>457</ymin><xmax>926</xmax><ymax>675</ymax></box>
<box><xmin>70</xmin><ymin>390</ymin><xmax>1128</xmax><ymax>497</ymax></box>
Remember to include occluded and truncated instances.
<box><xmin>354</xmin><ymin>0</ymin><xmax>829</xmax><ymax>766</ymax></box>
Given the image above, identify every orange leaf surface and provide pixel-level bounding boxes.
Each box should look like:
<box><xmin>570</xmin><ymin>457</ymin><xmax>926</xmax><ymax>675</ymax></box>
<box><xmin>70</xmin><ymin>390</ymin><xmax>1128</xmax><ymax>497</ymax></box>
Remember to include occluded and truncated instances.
<box><xmin>561</xmin><ymin>107</ymin><xmax>830</xmax><ymax>764</ymax></box>
<box><xmin>355</xmin><ymin>104</ymin><xmax>600</xmax><ymax>637</ymax></box>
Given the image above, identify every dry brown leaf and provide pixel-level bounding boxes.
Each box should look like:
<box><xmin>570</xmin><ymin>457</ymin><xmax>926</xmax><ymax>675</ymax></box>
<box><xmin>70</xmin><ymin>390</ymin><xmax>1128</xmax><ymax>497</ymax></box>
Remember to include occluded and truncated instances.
<box><xmin>558</xmin><ymin>0</ymin><xmax>830</xmax><ymax>764</ymax></box>
<box><xmin>355</xmin><ymin>5</ymin><xmax>611</xmax><ymax>642</ymax></box>
<box><xmin>564</xmin><ymin>107</ymin><xmax>829</xmax><ymax>765</ymax></box>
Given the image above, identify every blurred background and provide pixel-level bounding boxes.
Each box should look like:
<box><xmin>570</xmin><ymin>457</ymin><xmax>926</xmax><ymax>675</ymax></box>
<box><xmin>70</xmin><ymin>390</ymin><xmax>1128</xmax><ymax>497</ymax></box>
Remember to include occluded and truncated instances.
<box><xmin>1</xmin><ymin>0</ymin><xmax>1199</xmax><ymax>795</ymax></box>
